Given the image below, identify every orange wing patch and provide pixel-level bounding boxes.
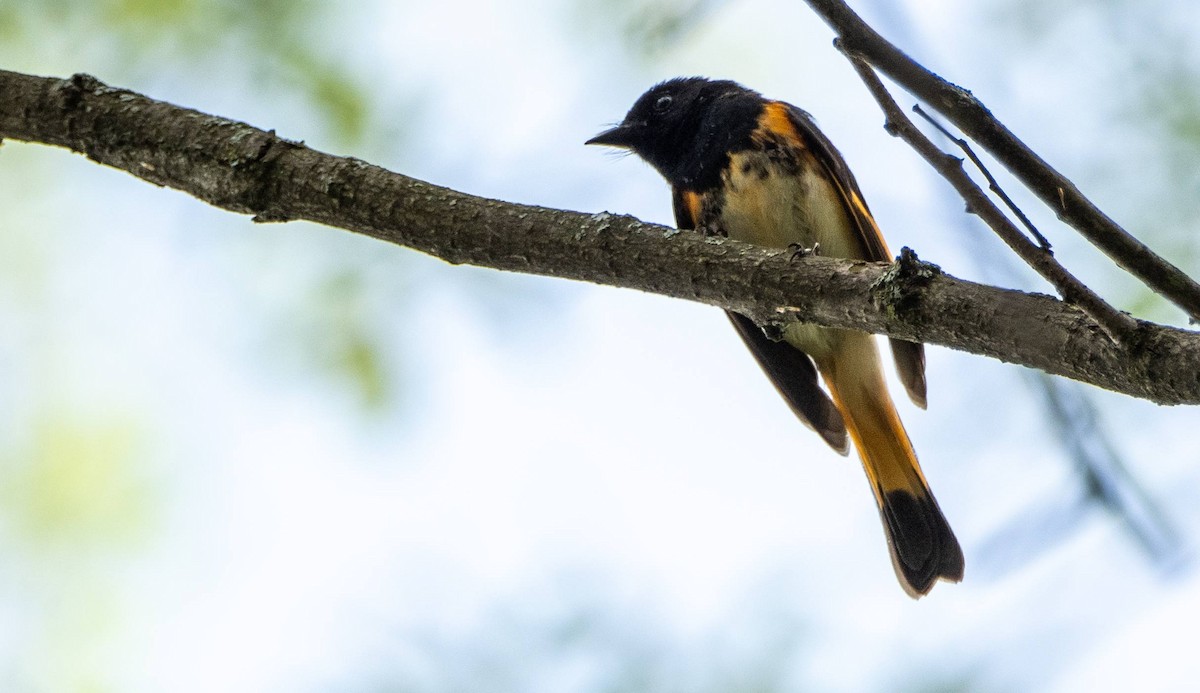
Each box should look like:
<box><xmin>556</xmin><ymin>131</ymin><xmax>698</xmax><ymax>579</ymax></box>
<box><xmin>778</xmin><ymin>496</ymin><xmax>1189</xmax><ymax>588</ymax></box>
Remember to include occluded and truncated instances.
<box><xmin>680</xmin><ymin>190</ymin><xmax>704</xmax><ymax>228</ymax></box>
<box><xmin>754</xmin><ymin>101</ymin><xmax>803</xmax><ymax>144</ymax></box>
<box><xmin>768</xmin><ymin>101</ymin><xmax>891</xmax><ymax>262</ymax></box>
<box><xmin>846</xmin><ymin>189</ymin><xmax>891</xmax><ymax>258</ymax></box>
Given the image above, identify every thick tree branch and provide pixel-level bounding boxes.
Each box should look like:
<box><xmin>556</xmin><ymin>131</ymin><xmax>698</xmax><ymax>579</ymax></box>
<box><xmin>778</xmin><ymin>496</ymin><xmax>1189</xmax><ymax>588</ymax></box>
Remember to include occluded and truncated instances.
<box><xmin>805</xmin><ymin>0</ymin><xmax>1200</xmax><ymax>323</ymax></box>
<box><xmin>1</xmin><ymin>70</ymin><xmax>1198</xmax><ymax>404</ymax></box>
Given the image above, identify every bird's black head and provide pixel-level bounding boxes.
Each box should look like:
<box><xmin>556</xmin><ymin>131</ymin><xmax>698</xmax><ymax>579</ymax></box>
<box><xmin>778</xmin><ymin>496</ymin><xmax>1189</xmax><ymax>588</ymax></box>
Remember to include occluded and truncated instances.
<box><xmin>587</xmin><ymin>77</ymin><xmax>763</xmax><ymax>189</ymax></box>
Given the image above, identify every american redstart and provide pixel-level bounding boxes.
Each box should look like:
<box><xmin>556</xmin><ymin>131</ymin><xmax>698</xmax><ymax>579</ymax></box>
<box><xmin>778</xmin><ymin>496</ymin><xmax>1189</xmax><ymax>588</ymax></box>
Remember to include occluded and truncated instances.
<box><xmin>588</xmin><ymin>77</ymin><xmax>963</xmax><ymax>597</ymax></box>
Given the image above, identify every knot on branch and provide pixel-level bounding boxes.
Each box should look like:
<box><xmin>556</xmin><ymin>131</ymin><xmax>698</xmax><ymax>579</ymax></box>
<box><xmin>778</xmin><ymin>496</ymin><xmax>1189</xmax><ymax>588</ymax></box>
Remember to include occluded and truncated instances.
<box><xmin>67</xmin><ymin>73</ymin><xmax>106</xmax><ymax>95</ymax></box>
<box><xmin>57</xmin><ymin>73</ymin><xmax>108</xmax><ymax>112</ymax></box>
<box><xmin>54</xmin><ymin>74</ymin><xmax>111</xmax><ymax>148</ymax></box>
<box><xmin>232</xmin><ymin>129</ymin><xmax>300</xmax><ymax>223</ymax></box>
<box><xmin>872</xmin><ymin>247</ymin><xmax>940</xmax><ymax>321</ymax></box>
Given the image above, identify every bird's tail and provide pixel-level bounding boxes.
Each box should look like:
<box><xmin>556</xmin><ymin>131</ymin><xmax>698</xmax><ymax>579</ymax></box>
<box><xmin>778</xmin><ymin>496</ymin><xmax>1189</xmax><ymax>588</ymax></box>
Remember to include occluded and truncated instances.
<box><xmin>819</xmin><ymin>333</ymin><xmax>964</xmax><ymax>597</ymax></box>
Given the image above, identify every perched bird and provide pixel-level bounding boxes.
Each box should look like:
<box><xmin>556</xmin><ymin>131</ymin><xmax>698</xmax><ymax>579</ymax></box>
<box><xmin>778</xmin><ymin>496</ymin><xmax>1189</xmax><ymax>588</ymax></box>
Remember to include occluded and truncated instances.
<box><xmin>587</xmin><ymin>77</ymin><xmax>963</xmax><ymax>597</ymax></box>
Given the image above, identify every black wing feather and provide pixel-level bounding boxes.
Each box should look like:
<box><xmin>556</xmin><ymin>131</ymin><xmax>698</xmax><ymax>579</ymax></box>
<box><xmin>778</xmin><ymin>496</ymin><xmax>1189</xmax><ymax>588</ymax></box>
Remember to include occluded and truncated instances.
<box><xmin>672</xmin><ymin>187</ymin><xmax>849</xmax><ymax>453</ymax></box>
<box><xmin>727</xmin><ymin>312</ymin><xmax>849</xmax><ymax>454</ymax></box>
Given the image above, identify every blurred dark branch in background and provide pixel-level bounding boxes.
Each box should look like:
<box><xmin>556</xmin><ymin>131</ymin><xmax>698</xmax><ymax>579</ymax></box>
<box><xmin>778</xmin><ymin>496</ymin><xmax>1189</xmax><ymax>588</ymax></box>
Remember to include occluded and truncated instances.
<box><xmin>805</xmin><ymin>0</ymin><xmax>1200</xmax><ymax>323</ymax></box>
<box><xmin>1</xmin><ymin>69</ymin><xmax>1199</xmax><ymax>404</ymax></box>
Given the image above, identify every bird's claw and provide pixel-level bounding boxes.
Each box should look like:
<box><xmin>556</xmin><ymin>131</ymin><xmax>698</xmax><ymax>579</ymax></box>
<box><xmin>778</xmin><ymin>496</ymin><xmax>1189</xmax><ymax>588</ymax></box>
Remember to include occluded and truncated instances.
<box><xmin>788</xmin><ymin>242</ymin><xmax>821</xmax><ymax>261</ymax></box>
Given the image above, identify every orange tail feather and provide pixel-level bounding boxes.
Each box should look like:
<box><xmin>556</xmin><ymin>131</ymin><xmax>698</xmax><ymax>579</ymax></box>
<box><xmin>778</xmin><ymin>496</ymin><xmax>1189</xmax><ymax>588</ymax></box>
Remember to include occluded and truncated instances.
<box><xmin>820</xmin><ymin>333</ymin><xmax>963</xmax><ymax>597</ymax></box>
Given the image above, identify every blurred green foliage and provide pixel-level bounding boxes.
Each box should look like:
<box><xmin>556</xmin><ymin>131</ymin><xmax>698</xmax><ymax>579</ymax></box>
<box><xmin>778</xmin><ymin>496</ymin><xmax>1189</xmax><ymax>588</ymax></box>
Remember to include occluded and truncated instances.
<box><xmin>0</xmin><ymin>415</ymin><xmax>153</xmax><ymax>549</ymax></box>
<box><xmin>305</xmin><ymin>269</ymin><xmax>393</xmax><ymax>412</ymax></box>
<box><xmin>0</xmin><ymin>0</ymin><xmax>419</xmax><ymax>413</ymax></box>
<box><xmin>0</xmin><ymin>412</ymin><xmax>153</xmax><ymax>693</ymax></box>
<box><xmin>0</xmin><ymin>0</ymin><xmax>368</xmax><ymax>143</ymax></box>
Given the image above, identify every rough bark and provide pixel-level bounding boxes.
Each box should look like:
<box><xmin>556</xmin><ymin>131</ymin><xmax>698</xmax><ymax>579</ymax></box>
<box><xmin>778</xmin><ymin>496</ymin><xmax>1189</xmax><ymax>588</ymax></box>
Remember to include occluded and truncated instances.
<box><xmin>1</xmin><ymin>70</ymin><xmax>1198</xmax><ymax>404</ymax></box>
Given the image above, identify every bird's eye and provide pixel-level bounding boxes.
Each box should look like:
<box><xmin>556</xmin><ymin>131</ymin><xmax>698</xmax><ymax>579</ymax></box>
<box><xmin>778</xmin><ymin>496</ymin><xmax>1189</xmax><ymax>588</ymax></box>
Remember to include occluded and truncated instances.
<box><xmin>654</xmin><ymin>94</ymin><xmax>673</xmax><ymax>112</ymax></box>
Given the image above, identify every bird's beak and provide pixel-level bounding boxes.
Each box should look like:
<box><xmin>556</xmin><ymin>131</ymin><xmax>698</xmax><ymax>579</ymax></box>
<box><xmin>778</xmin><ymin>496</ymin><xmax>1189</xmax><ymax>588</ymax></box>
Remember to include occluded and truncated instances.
<box><xmin>585</xmin><ymin>122</ymin><xmax>640</xmax><ymax>148</ymax></box>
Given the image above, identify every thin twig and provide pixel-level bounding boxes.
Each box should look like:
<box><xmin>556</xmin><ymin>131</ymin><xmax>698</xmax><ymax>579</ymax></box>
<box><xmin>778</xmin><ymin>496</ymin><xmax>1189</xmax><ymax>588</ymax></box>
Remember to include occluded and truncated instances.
<box><xmin>913</xmin><ymin>104</ymin><xmax>1052</xmax><ymax>252</ymax></box>
<box><xmin>804</xmin><ymin>0</ymin><xmax>1200</xmax><ymax>323</ymax></box>
<box><xmin>835</xmin><ymin>43</ymin><xmax>1139</xmax><ymax>343</ymax></box>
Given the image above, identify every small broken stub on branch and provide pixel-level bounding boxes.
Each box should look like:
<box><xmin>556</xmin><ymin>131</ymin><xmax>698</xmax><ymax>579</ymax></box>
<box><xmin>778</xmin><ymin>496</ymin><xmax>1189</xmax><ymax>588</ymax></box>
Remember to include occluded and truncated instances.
<box><xmin>872</xmin><ymin>247</ymin><xmax>940</xmax><ymax>318</ymax></box>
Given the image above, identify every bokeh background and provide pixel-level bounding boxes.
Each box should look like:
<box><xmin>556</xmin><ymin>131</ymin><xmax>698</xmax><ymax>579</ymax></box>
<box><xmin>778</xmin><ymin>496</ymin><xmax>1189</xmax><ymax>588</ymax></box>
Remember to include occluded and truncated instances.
<box><xmin>2</xmin><ymin>0</ymin><xmax>1200</xmax><ymax>690</ymax></box>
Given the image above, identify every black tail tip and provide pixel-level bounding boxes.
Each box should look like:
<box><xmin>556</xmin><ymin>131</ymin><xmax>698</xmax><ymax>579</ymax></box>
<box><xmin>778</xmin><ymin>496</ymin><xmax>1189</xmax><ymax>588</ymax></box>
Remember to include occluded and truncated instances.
<box><xmin>881</xmin><ymin>489</ymin><xmax>964</xmax><ymax>598</ymax></box>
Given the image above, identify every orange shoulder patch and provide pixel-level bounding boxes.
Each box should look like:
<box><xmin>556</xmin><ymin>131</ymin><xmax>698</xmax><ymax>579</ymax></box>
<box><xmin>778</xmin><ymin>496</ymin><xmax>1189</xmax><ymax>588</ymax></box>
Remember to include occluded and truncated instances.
<box><xmin>755</xmin><ymin>101</ymin><xmax>803</xmax><ymax>144</ymax></box>
<box><xmin>679</xmin><ymin>189</ymin><xmax>704</xmax><ymax>228</ymax></box>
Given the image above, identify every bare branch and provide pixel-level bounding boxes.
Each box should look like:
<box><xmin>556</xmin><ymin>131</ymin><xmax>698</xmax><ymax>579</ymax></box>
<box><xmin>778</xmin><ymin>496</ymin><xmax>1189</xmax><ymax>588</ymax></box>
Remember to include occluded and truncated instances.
<box><xmin>836</xmin><ymin>46</ymin><xmax>1139</xmax><ymax>342</ymax></box>
<box><xmin>804</xmin><ymin>0</ymin><xmax>1200</xmax><ymax>323</ymax></box>
<box><xmin>912</xmin><ymin>104</ymin><xmax>1051</xmax><ymax>252</ymax></box>
<box><xmin>1</xmin><ymin>70</ymin><xmax>1198</xmax><ymax>404</ymax></box>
